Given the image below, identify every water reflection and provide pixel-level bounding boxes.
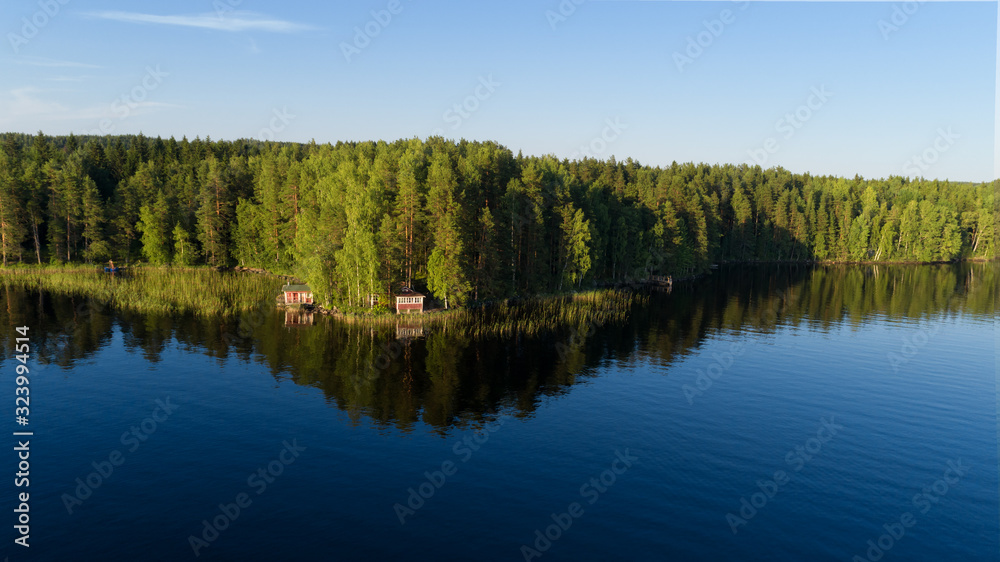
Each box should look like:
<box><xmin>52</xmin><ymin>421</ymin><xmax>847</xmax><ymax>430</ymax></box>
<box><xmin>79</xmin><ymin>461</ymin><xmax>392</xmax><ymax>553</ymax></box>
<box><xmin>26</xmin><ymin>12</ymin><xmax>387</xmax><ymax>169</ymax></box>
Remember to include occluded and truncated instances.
<box><xmin>284</xmin><ymin>308</ymin><xmax>315</xmax><ymax>327</ymax></box>
<box><xmin>2</xmin><ymin>263</ymin><xmax>994</xmax><ymax>430</ymax></box>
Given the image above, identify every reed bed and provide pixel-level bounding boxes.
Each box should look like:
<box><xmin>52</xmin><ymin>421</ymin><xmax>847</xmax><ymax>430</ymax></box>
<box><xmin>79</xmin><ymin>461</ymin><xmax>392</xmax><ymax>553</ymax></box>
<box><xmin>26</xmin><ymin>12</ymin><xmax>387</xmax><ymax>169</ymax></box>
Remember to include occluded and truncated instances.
<box><xmin>0</xmin><ymin>266</ymin><xmax>285</xmax><ymax>316</ymax></box>
<box><xmin>332</xmin><ymin>290</ymin><xmax>648</xmax><ymax>338</ymax></box>
<box><xmin>2</xmin><ymin>264</ymin><xmax>646</xmax><ymax>334</ymax></box>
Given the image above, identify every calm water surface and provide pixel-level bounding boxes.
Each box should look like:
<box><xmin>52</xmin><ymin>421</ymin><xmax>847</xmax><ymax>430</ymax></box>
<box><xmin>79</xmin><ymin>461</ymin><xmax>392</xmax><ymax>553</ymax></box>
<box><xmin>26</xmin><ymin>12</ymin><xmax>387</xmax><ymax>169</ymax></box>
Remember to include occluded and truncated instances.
<box><xmin>3</xmin><ymin>264</ymin><xmax>997</xmax><ymax>561</ymax></box>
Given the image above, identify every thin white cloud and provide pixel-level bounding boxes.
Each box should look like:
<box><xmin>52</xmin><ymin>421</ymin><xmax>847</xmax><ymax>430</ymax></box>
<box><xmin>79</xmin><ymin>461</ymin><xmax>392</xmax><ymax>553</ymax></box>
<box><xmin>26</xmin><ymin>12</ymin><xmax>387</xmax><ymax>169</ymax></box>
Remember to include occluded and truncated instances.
<box><xmin>0</xmin><ymin>88</ymin><xmax>69</xmax><ymax>126</ymax></box>
<box><xmin>45</xmin><ymin>76</ymin><xmax>89</xmax><ymax>83</ymax></box>
<box><xmin>11</xmin><ymin>56</ymin><xmax>102</xmax><ymax>69</ymax></box>
<box><xmin>61</xmin><ymin>101</ymin><xmax>184</xmax><ymax>122</ymax></box>
<box><xmin>87</xmin><ymin>11</ymin><xmax>315</xmax><ymax>33</ymax></box>
<box><xmin>0</xmin><ymin>88</ymin><xmax>181</xmax><ymax>129</ymax></box>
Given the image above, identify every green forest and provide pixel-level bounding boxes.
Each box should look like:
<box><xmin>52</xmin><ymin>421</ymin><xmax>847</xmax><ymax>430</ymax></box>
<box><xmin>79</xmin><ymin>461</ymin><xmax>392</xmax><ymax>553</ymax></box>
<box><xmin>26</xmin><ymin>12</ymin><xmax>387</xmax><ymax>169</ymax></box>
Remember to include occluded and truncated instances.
<box><xmin>0</xmin><ymin>132</ymin><xmax>995</xmax><ymax>309</ymax></box>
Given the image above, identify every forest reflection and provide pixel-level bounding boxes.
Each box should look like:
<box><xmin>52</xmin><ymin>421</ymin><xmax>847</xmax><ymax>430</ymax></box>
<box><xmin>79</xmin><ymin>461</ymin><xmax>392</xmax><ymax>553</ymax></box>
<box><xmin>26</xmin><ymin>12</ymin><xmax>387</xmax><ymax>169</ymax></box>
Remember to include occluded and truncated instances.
<box><xmin>3</xmin><ymin>263</ymin><xmax>994</xmax><ymax>431</ymax></box>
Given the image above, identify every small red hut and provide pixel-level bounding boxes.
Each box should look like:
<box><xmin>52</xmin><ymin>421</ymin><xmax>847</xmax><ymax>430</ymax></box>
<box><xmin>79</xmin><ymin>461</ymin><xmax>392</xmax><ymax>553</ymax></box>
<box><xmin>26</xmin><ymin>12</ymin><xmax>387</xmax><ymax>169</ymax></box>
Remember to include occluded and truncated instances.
<box><xmin>395</xmin><ymin>287</ymin><xmax>424</xmax><ymax>314</ymax></box>
<box><xmin>282</xmin><ymin>284</ymin><xmax>313</xmax><ymax>305</ymax></box>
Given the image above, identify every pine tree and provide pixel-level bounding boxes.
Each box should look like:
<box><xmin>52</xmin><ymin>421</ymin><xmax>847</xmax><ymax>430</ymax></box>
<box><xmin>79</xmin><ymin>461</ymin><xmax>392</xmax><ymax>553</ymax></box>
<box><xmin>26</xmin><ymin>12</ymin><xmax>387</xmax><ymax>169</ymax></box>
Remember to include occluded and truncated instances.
<box><xmin>473</xmin><ymin>205</ymin><xmax>500</xmax><ymax>299</ymax></box>
<box><xmin>559</xmin><ymin>205</ymin><xmax>592</xmax><ymax>289</ymax></box>
<box><xmin>426</xmin><ymin>151</ymin><xmax>469</xmax><ymax>308</ymax></box>
<box><xmin>20</xmin><ymin>161</ymin><xmax>45</xmax><ymax>263</ymax></box>
<box><xmin>730</xmin><ymin>184</ymin><xmax>753</xmax><ymax>260</ymax></box>
<box><xmin>393</xmin><ymin>149</ymin><xmax>425</xmax><ymax>288</ymax></box>
<box><xmin>172</xmin><ymin>223</ymin><xmax>199</xmax><ymax>265</ymax></box>
<box><xmin>136</xmin><ymin>191</ymin><xmax>172</xmax><ymax>264</ymax></box>
<box><xmin>0</xmin><ymin>147</ymin><xmax>27</xmax><ymax>265</ymax></box>
<box><xmin>335</xmin><ymin>160</ymin><xmax>382</xmax><ymax>307</ymax></box>
<box><xmin>113</xmin><ymin>162</ymin><xmax>158</xmax><ymax>262</ymax></box>
<box><xmin>79</xmin><ymin>174</ymin><xmax>108</xmax><ymax>263</ymax></box>
<box><xmin>196</xmin><ymin>157</ymin><xmax>232</xmax><ymax>266</ymax></box>
<box><xmin>250</xmin><ymin>150</ymin><xmax>290</xmax><ymax>267</ymax></box>
<box><xmin>427</xmin><ymin>212</ymin><xmax>469</xmax><ymax>309</ymax></box>
<box><xmin>232</xmin><ymin>198</ymin><xmax>264</xmax><ymax>266</ymax></box>
<box><xmin>47</xmin><ymin>162</ymin><xmax>87</xmax><ymax>262</ymax></box>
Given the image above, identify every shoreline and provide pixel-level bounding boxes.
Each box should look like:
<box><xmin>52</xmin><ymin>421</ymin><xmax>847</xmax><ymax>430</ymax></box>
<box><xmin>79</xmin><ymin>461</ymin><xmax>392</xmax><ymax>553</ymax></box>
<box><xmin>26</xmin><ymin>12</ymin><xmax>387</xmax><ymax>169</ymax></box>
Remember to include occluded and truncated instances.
<box><xmin>1</xmin><ymin>260</ymin><xmax>992</xmax><ymax>324</ymax></box>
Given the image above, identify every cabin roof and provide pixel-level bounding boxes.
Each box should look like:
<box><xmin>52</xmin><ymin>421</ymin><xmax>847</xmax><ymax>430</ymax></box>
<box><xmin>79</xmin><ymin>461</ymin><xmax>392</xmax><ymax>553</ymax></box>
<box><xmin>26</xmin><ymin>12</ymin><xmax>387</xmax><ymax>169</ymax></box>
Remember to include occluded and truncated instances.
<box><xmin>396</xmin><ymin>287</ymin><xmax>424</xmax><ymax>298</ymax></box>
<box><xmin>282</xmin><ymin>284</ymin><xmax>311</xmax><ymax>292</ymax></box>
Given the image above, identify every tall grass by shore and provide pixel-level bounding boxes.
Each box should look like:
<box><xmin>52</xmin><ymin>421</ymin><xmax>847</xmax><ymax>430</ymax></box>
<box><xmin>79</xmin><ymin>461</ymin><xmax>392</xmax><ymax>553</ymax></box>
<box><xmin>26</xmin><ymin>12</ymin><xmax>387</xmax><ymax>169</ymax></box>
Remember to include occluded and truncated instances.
<box><xmin>0</xmin><ymin>265</ymin><xmax>285</xmax><ymax>316</ymax></box>
<box><xmin>1</xmin><ymin>265</ymin><xmax>645</xmax><ymax>335</ymax></box>
<box><xmin>331</xmin><ymin>290</ymin><xmax>647</xmax><ymax>338</ymax></box>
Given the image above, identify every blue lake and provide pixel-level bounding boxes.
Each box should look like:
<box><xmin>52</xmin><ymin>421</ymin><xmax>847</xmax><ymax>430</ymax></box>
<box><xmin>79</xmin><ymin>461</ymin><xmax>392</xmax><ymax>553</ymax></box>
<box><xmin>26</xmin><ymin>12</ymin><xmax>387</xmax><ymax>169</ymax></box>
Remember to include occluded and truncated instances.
<box><xmin>4</xmin><ymin>263</ymin><xmax>997</xmax><ymax>560</ymax></box>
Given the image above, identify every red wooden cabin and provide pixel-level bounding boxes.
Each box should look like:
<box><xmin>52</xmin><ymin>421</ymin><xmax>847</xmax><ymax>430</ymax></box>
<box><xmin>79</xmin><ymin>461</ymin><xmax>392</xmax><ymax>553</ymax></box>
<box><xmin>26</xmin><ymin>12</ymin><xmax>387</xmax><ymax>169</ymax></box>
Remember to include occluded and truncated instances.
<box><xmin>395</xmin><ymin>287</ymin><xmax>424</xmax><ymax>314</ymax></box>
<box><xmin>282</xmin><ymin>284</ymin><xmax>313</xmax><ymax>305</ymax></box>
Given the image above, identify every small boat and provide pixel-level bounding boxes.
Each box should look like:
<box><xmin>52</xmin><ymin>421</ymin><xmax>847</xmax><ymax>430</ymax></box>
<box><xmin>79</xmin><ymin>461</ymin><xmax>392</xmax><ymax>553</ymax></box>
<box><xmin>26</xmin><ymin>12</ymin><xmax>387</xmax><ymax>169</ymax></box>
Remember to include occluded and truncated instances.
<box><xmin>103</xmin><ymin>267</ymin><xmax>124</xmax><ymax>273</ymax></box>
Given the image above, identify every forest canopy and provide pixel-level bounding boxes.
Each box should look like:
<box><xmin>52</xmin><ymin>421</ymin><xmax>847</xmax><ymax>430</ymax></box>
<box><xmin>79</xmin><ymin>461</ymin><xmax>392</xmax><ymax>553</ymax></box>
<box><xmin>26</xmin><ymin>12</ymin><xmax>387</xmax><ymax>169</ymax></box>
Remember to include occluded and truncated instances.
<box><xmin>0</xmin><ymin>132</ymin><xmax>995</xmax><ymax>308</ymax></box>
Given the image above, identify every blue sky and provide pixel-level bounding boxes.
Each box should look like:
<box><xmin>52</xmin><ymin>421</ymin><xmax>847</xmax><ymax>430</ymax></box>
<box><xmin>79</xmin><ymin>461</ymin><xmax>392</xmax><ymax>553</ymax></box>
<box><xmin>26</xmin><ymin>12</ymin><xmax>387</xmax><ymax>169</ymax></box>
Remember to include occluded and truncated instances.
<box><xmin>1</xmin><ymin>0</ymin><xmax>995</xmax><ymax>182</ymax></box>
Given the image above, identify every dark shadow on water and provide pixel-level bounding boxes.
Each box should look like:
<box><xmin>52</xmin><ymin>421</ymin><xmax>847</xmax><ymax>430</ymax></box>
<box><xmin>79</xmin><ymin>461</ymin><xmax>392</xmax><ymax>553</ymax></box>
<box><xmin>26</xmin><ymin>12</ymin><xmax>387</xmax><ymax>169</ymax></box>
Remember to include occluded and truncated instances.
<box><xmin>1</xmin><ymin>262</ymin><xmax>995</xmax><ymax>432</ymax></box>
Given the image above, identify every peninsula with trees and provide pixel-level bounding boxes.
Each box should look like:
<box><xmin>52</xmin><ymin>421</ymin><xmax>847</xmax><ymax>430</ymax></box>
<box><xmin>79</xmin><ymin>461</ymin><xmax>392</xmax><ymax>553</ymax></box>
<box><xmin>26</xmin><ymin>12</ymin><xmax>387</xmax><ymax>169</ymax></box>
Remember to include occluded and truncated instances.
<box><xmin>0</xmin><ymin>132</ymin><xmax>995</xmax><ymax>312</ymax></box>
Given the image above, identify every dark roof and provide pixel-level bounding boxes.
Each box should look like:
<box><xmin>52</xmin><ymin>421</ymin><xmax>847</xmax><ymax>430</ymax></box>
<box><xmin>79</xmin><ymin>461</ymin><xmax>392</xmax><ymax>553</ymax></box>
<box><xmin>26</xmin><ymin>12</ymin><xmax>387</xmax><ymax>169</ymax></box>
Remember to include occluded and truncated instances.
<box><xmin>396</xmin><ymin>287</ymin><xmax>424</xmax><ymax>297</ymax></box>
<box><xmin>283</xmin><ymin>284</ymin><xmax>311</xmax><ymax>292</ymax></box>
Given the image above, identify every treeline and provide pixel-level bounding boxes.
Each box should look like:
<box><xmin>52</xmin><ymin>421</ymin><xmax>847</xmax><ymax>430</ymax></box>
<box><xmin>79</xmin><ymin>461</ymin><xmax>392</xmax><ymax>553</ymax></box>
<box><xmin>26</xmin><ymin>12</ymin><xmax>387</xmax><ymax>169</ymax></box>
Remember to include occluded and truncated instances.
<box><xmin>0</xmin><ymin>132</ymin><xmax>995</xmax><ymax>308</ymax></box>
